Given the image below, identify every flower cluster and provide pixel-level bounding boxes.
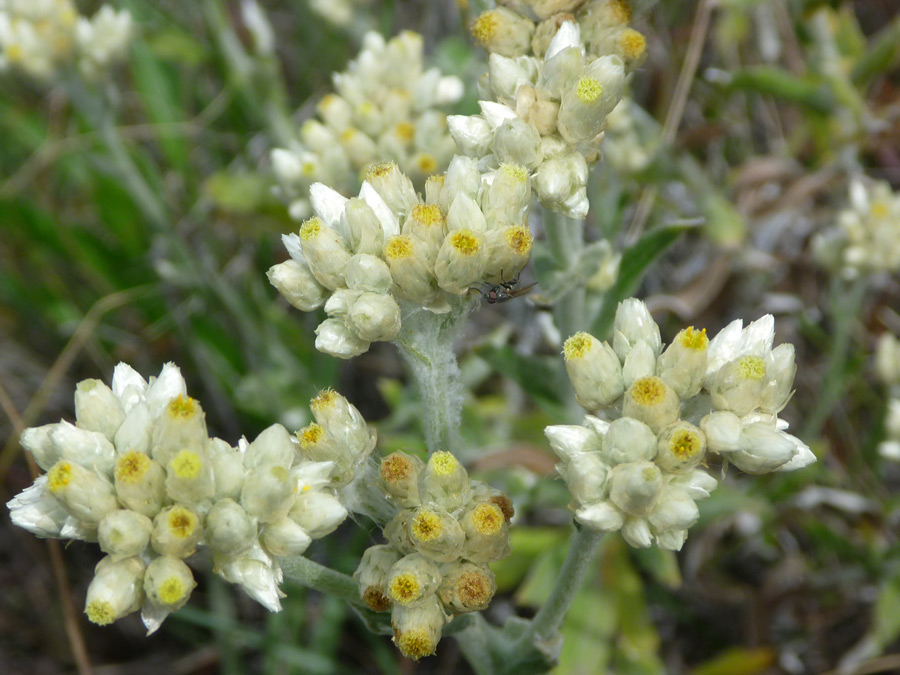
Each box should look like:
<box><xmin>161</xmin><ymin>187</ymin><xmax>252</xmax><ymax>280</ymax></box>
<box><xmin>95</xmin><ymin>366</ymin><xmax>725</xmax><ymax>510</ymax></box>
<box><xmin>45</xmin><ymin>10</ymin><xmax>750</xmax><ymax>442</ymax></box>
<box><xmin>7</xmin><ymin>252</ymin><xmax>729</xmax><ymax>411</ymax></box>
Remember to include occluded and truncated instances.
<box><xmin>353</xmin><ymin>450</ymin><xmax>513</xmax><ymax>660</ymax></box>
<box><xmin>876</xmin><ymin>333</ymin><xmax>900</xmax><ymax>461</ymax></box>
<box><xmin>7</xmin><ymin>364</ymin><xmax>375</xmax><ymax>632</ymax></box>
<box><xmin>268</xmin><ymin>159</ymin><xmax>535</xmax><ymax>358</ymax></box>
<box><xmin>272</xmin><ymin>31</ymin><xmax>463</xmax><ymax>221</ymax></box>
<box><xmin>448</xmin><ymin>0</ymin><xmax>645</xmax><ymax>218</ymax></box>
<box><xmin>814</xmin><ymin>179</ymin><xmax>900</xmax><ymax>279</ymax></box>
<box><xmin>0</xmin><ymin>1</ymin><xmax>132</xmax><ymax>80</ymax></box>
<box><xmin>545</xmin><ymin>299</ymin><xmax>815</xmax><ymax>550</ymax></box>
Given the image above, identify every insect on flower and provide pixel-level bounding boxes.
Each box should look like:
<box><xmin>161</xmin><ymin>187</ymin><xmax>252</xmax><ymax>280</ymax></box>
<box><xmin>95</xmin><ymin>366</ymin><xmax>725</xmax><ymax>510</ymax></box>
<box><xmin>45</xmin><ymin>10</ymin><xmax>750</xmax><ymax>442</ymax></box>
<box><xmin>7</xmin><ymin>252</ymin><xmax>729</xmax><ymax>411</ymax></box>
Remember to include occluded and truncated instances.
<box><xmin>470</xmin><ymin>274</ymin><xmax>538</xmax><ymax>304</ymax></box>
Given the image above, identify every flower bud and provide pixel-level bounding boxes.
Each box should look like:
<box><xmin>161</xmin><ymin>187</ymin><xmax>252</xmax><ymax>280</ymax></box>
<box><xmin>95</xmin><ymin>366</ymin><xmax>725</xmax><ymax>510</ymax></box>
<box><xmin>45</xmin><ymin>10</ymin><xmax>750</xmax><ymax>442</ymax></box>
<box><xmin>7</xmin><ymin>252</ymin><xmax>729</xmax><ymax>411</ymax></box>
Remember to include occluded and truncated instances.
<box><xmin>709</xmin><ymin>355</ymin><xmax>768</xmax><ymax>416</ymax></box>
<box><xmin>74</xmin><ymin>379</ymin><xmax>125</xmax><ymax>442</ymax></box>
<box><xmin>114</xmin><ymin>451</ymin><xmax>166</xmax><ymax>518</ymax></box>
<box><xmin>143</xmin><ymin>555</ymin><xmax>196</xmax><ymax>611</ymax></box>
<box><xmin>46</xmin><ymin>460</ymin><xmax>118</xmax><ymax>524</ymax></box>
<box><xmin>532</xmin><ymin>13</ymin><xmax>575</xmax><ymax>57</ymax></box>
<box><xmin>532</xmin><ymin>151</ymin><xmax>589</xmax><ymax>219</ymax></box>
<box><xmin>658</xmin><ymin>327</ymin><xmax>709</xmax><ymax>399</ymax></box>
<box><xmin>151</xmin><ymin>505</ymin><xmax>202</xmax><ymax>558</ymax></box>
<box><xmin>345</xmin><ymin>254</ymin><xmax>393</xmax><ymax>293</ymax></box>
<box><xmin>622</xmin><ymin>377</ymin><xmax>680</xmax><ymax>434</ymax></box>
<box><xmin>365</xmin><ymin>162</ymin><xmax>419</xmax><ymax>217</ymax></box>
<box><xmin>298</xmin><ymin>217</ymin><xmax>351</xmax><ymax>290</ymax></box>
<box><xmin>383</xmin><ymin>235</ymin><xmax>439</xmax><ymax>304</ymax></box>
<box><xmin>669</xmin><ymin>469</ymin><xmax>718</xmax><ymax>501</ymax></box>
<box><xmin>563</xmin><ymin>332</ymin><xmax>625</xmax><ymax>410</ymax></box>
<box><xmin>85</xmin><ymin>556</ymin><xmax>145</xmax><ymax>625</ymax></box>
<box><xmin>244</xmin><ymin>424</ymin><xmax>296</xmax><ymax>470</ymax></box>
<box><xmin>151</xmin><ymin>395</ymin><xmax>208</xmax><ymax>467</ymax></box>
<box><xmin>384</xmin><ymin>510</ymin><xmax>416</xmax><ymax>555</ymax></box>
<box><xmin>114</xmin><ymin>402</ymin><xmax>153</xmax><ymax>456</ymax></box>
<box><xmin>484</xmin><ymin>226</ymin><xmax>533</xmax><ymax>284</ymax></box>
<box><xmin>19</xmin><ymin>424</ymin><xmax>62</xmax><ymax>472</ymax></box>
<box><xmin>341</xmin><ymin>197</ymin><xmax>386</xmax><ymax>257</ymax></box>
<box><xmin>434</xmin><ymin>229</ymin><xmax>487</xmax><ymax>295</ymax></box>
<box><xmin>99</xmin><ymin>510</ymin><xmax>152</xmax><ymax>561</ymax></box>
<box><xmin>656</xmin><ymin>422</ymin><xmax>706</xmax><ymax>474</ymax></box>
<box><xmin>289</xmin><ymin>490</ymin><xmax>348</xmax><ymax>539</ymax></box>
<box><xmin>355</xmin><ymin>545</ymin><xmax>403</xmax><ymax>612</ymax></box>
<box><xmin>471</xmin><ymin>8</ymin><xmax>535</xmax><ymax>57</ymax></box>
<box><xmin>700</xmin><ymin>411</ymin><xmax>743</xmax><ymax>454</ymax></box>
<box><xmin>562</xmin><ymin>452</ymin><xmax>608</xmax><ymax>506</ymax></box>
<box><xmin>346</xmin><ymin>292</ymin><xmax>402</xmax><ymax>342</ymax></box>
<box><xmin>447</xmin><ymin>114</ymin><xmax>492</xmax><ymax>157</ymax></box>
<box><xmin>759</xmin><ymin>344</ymin><xmax>796</xmax><ymax>413</ymax></box>
<box><xmin>418</xmin><ymin>451</ymin><xmax>469</xmax><ymax>511</ymax></box>
<box><xmin>460</xmin><ymin>502</ymin><xmax>510</xmax><ymax>563</ymax></box>
<box><xmin>50</xmin><ymin>421</ymin><xmax>117</xmax><ymax>476</ymax></box>
<box><xmin>491</xmin><ymin>117</ymin><xmax>544</xmax><ymax>170</ymax></box>
<box><xmin>575</xmin><ymin>500</ymin><xmax>624</xmax><ymax>532</ymax></box>
<box><xmin>439</xmin><ymin>561</ymin><xmax>496</xmax><ymax>613</ymax></box>
<box><xmin>557</xmin><ymin>55</ymin><xmax>625</xmax><ymax>144</ymax></box>
<box><xmin>544</xmin><ymin>423</ymin><xmax>603</xmax><ymax>462</ymax></box>
<box><xmin>603</xmin><ymin>417</ymin><xmax>656</xmax><ymax>464</ymax></box>
<box><xmin>205</xmin><ymin>498</ymin><xmax>255</xmax><ymax>555</ymax></box>
<box><xmin>260</xmin><ymin>517</ymin><xmax>313</xmax><ymax>557</ymax></box>
<box><xmin>622</xmin><ymin>339</ymin><xmax>657</xmax><ymax>387</ymax></box>
<box><xmin>309</xmin><ymin>389</ymin><xmax>376</xmax><ymax>468</ymax></box>
<box><xmin>648</xmin><ymin>487</ymin><xmax>699</xmax><ymax>541</ymax></box>
<box><xmin>212</xmin><ymin>548</ymin><xmax>282</xmax><ymax>612</ymax></box>
<box><xmin>165</xmin><ymin>448</ymin><xmax>215</xmax><ymax>507</ymax></box>
<box><xmin>408</xmin><ymin>506</ymin><xmax>465</xmax><ymax>563</ymax></box>
<box><xmin>267</xmin><ymin>259</ymin><xmax>328</xmax><ymax>311</ymax></box>
<box><xmin>621</xmin><ymin>517</ymin><xmax>653</xmax><ymax>548</ymax></box>
<box><xmin>315</xmin><ymin>318</ymin><xmax>371</xmax><ymax>359</ymax></box>
<box><xmin>483</xmin><ymin>164</ymin><xmax>532</xmax><ymax>227</ymax></box>
<box><xmin>240</xmin><ymin>463</ymin><xmax>294</xmax><ymax>522</ymax></box>
<box><xmin>730</xmin><ymin>423</ymin><xmax>800</xmax><ymax>474</ymax></box>
<box><xmin>388</xmin><ymin>553</ymin><xmax>442</xmax><ymax>606</ymax></box>
<box><xmin>391</xmin><ymin>594</ymin><xmax>448</xmax><ymax>661</ymax></box>
<box><xmin>613</xmin><ymin>299</ymin><xmax>661</xmax><ymax>362</ymax></box>
<box><xmin>380</xmin><ymin>451</ymin><xmax>424</xmax><ymax>506</ymax></box>
<box><xmin>525</xmin><ymin>0</ymin><xmax>585</xmax><ymax>20</ymax></box>
<box><xmin>608</xmin><ymin>461</ymin><xmax>662</xmax><ymax>517</ymax></box>
<box><xmin>441</xmin><ymin>155</ymin><xmax>482</xmax><ymax>212</ymax></box>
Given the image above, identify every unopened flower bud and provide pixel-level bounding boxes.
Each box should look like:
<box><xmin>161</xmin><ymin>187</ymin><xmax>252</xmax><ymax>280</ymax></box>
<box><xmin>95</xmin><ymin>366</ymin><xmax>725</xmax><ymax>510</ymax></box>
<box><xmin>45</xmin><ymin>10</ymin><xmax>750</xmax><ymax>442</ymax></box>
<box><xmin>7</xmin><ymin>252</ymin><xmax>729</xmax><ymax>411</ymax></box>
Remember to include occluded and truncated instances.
<box><xmin>380</xmin><ymin>451</ymin><xmax>424</xmax><ymax>506</ymax></box>
<box><xmin>700</xmin><ymin>411</ymin><xmax>743</xmax><ymax>454</ymax></box>
<box><xmin>152</xmin><ymin>395</ymin><xmax>208</xmax><ymax>467</ymax></box>
<box><xmin>355</xmin><ymin>545</ymin><xmax>403</xmax><ymax>612</ymax></box>
<box><xmin>563</xmin><ymin>332</ymin><xmax>625</xmax><ymax>410</ymax></box>
<box><xmin>342</xmin><ymin>198</ymin><xmax>386</xmax><ymax>257</ymax></box>
<box><xmin>46</xmin><ymin>460</ymin><xmax>118</xmax><ymax>524</ymax></box>
<box><xmin>575</xmin><ymin>500</ymin><xmax>625</xmax><ymax>532</ymax></box>
<box><xmin>609</xmin><ymin>461</ymin><xmax>662</xmax><ymax>516</ymax></box>
<box><xmin>345</xmin><ymin>254</ymin><xmax>393</xmax><ymax>293</ymax></box>
<box><xmin>298</xmin><ymin>217</ymin><xmax>351</xmax><ymax>290</ymax></box>
<box><xmin>205</xmin><ymin>498</ymin><xmax>255</xmax><ymax>555</ymax></box>
<box><xmin>603</xmin><ymin>417</ymin><xmax>656</xmax><ymax>464</ymax></box>
<box><xmin>759</xmin><ymin>344</ymin><xmax>796</xmax><ymax>413</ymax></box>
<box><xmin>460</xmin><ymin>502</ymin><xmax>510</xmax><ymax>562</ymax></box>
<box><xmin>658</xmin><ymin>327</ymin><xmax>709</xmax><ymax>399</ymax></box>
<box><xmin>289</xmin><ymin>490</ymin><xmax>348</xmax><ymax>539</ymax></box>
<box><xmin>418</xmin><ymin>451</ymin><xmax>469</xmax><ymax>511</ymax></box>
<box><xmin>563</xmin><ymin>452</ymin><xmax>609</xmax><ymax>506</ymax></box>
<box><xmin>622</xmin><ymin>377</ymin><xmax>680</xmax><ymax>434</ymax></box>
<box><xmin>346</xmin><ymin>292</ymin><xmax>402</xmax><ymax>342</ymax></box>
<box><xmin>241</xmin><ymin>464</ymin><xmax>294</xmax><ymax>522</ymax></box>
<box><xmin>365</xmin><ymin>162</ymin><xmax>419</xmax><ymax>217</ymax></box>
<box><xmin>383</xmin><ymin>235</ymin><xmax>439</xmax><ymax>303</ymax></box>
<box><xmin>260</xmin><ymin>517</ymin><xmax>313</xmax><ymax>557</ymax></box>
<box><xmin>439</xmin><ymin>561</ymin><xmax>496</xmax><ymax>613</ymax></box>
<box><xmin>408</xmin><ymin>506</ymin><xmax>465</xmax><ymax>563</ymax></box>
<box><xmin>544</xmin><ymin>423</ymin><xmax>603</xmax><ymax>462</ymax></box>
<box><xmin>19</xmin><ymin>424</ymin><xmax>62</xmax><ymax>473</ymax></box>
<box><xmin>99</xmin><ymin>510</ymin><xmax>152</xmax><ymax>561</ymax></box>
<box><xmin>447</xmin><ymin>114</ymin><xmax>492</xmax><ymax>157</ymax></box>
<box><xmin>622</xmin><ymin>340</ymin><xmax>657</xmax><ymax>386</ymax></box>
<box><xmin>384</xmin><ymin>510</ymin><xmax>416</xmax><ymax>555</ymax></box>
<box><xmin>388</xmin><ymin>553</ymin><xmax>441</xmax><ymax>606</ymax></box>
<box><xmin>114</xmin><ymin>402</ymin><xmax>153</xmax><ymax>456</ymax></box>
<box><xmin>876</xmin><ymin>334</ymin><xmax>900</xmax><ymax>385</ymax></box>
<box><xmin>709</xmin><ymin>355</ymin><xmax>768</xmax><ymax>416</ymax></box>
<box><xmin>315</xmin><ymin>318</ymin><xmax>371</xmax><ymax>359</ymax></box>
<box><xmin>114</xmin><ymin>451</ymin><xmax>166</xmax><ymax>518</ymax></box>
<box><xmin>151</xmin><ymin>505</ymin><xmax>202</xmax><ymax>558</ymax></box>
<box><xmin>267</xmin><ymin>259</ymin><xmax>328</xmax><ymax>311</ymax></box>
<box><xmin>731</xmin><ymin>423</ymin><xmax>800</xmax><ymax>474</ymax></box>
<box><xmin>144</xmin><ymin>555</ymin><xmax>196</xmax><ymax>611</ymax></box>
<box><xmin>471</xmin><ymin>8</ymin><xmax>535</xmax><ymax>57</ymax></box>
<box><xmin>85</xmin><ymin>556</ymin><xmax>145</xmax><ymax>625</ymax></box>
<box><xmin>656</xmin><ymin>422</ymin><xmax>707</xmax><ymax>473</ymax></box>
<box><xmin>533</xmin><ymin>151</ymin><xmax>589</xmax><ymax>218</ymax></box>
<box><xmin>211</xmin><ymin>443</ymin><xmax>245</xmax><ymax>500</ymax></box>
<box><xmin>74</xmin><ymin>379</ymin><xmax>125</xmax><ymax>442</ymax></box>
<box><xmin>434</xmin><ymin>229</ymin><xmax>487</xmax><ymax>295</ymax></box>
<box><xmin>492</xmin><ymin>117</ymin><xmax>544</xmax><ymax>170</ymax></box>
<box><xmin>613</xmin><ymin>299</ymin><xmax>662</xmax><ymax>362</ymax></box>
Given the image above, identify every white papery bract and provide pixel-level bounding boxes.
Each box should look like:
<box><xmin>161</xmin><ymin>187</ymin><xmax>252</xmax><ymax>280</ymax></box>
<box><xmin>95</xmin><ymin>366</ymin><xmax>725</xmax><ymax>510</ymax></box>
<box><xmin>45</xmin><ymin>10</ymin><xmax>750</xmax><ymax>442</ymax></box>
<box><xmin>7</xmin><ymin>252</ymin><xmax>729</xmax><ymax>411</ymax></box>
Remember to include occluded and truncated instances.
<box><xmin>0</xmin><ymin>0</ymin><xmax>131</xmax><ymax>80</ymax></box>
<box><xmin>6</xmin><ymin>364</ymin><xmax>372</xmax><ymax>633</ymax></box>
<box><xmin>271</xmin><ymin>31</ymin><xmax>462</xmax><ymax>220</ymax></box>
<box><xmin>548</xmin><ymin>298</ymin><xmax>815</xmax><ymax>550</ymax></box>
<box><xmin>270</xmin><ymin>160</ymin><xmax>534</xmax><ymax>358</ymax></box>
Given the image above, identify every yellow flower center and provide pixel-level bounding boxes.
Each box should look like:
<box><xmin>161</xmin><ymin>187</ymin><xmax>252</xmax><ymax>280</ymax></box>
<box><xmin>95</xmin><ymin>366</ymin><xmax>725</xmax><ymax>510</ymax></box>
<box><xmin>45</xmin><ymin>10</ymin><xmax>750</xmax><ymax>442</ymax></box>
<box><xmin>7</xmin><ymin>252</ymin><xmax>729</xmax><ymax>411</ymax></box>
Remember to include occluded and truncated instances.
<box><xmin>395</xmin><ymin>629</ymin><xmax>435</xmax><ymax>660</ymax></box>
<box><xmin>115</xmin><ymin>451</ymin><xmax>151</xmax><ymax>484</ymax></box>
<box><xmin>506</xmin><ymin>226</ymin><xmax>533</xmax><ymax>254</ymax></box>
<box><xmin>563</xmin><ymin>332</ymin><xmax>593</xmax><ymax>360</ymax></box>
<box><xmin>630</xmin><ymin>377</ymin><xmax>667</xmax><ymax>406</ymax></box>
<box><xmin>168</xmin><ymin>507</ymin><xmax>198</xmax><ymax>539</ymax></box>
<box><xmin>431</xmin><ymin>451</ymin><xmax>459</xmax><ymax>475</ymax></box>
<box><xmin>471</xmin><ymin>503</ymin><xmax>503</xmax><ymax>535</ymax></box>
<box><xmin>167</xmin><ymin>395</ymin><xmax>197</xmax><ymax>419</ymax></box>
<box><xmin>500</xmin><ymin>163</ymin><xmax>529</xmax><ymax>182</ymax></box>
<box><xmin>669</xmin><ymin>429</ymin><xmax>703</xmax><ymax>459</ymax></box>
<box><xmin>310</xmin><ymin>389</ymin><xmax>337</xmax><ymax>411</ymax></box>
<box><xmin>679</xmin><ymin>326</ymin><xmax>708</xmax><ymax>350</ymax></box>
<box><xmin>411</xmin><ymin>510</ymin><xmax>443</xmax><ymax>542</ymax></box>
<box><xmin>366</xmin><ymin>161</ymin><xmax>395</xmax><ymax>181</ymax></box>
<box><xmin>457</xmin><ymin>571</ymin><xmax>492</xmax><ymax>608</ymax></box>
<box><xmin>871</xmin><ymin>201</ymin><xmax>889</xmax><ymax>219</ymax></box>
<box><xmin>450</xmin><ymin>230</ymin><xmax>480</xmax><ymax>255</ymax></box>
<box><xmin>576</xmin><ymin>77</ymin><xmax>603</xmax><ymax>104</ymax></box>
<box><xmin>339</xmin><ymin>128</ymin><xmax>358</xmax><ymax>142</ymax></box>
<box><xmin>48</xmin><ymin>462</ymin><xmax>72</xmax><ymax>493</ymax></box>
<box><xmin>86</xmin><ymin>601</ymin><xmax>115</xmax><ymax>625</ymax></box>
<box><xmin>394</xmin><ymin>122</ymin><xmax>415</xmax><ymax>142</ymax></box>
<box><xmin>389</xmin><ymin>573</ymin><xmax>421</xmax><ymax>604</ymax></box>
<box><xmin>298</xmin><ymin>423</ymin><xmax>324</xmax><ymax>448</ymax></box>
<box><xmin>384</xmin><ymin>236</ymin><xmax>414</xmax><ymax>260</ymax></box>
<box><xmin>381</xmin><ymin>453</ymin><xmax>415</xmax><ymax>484</ymax></box>
<box><xmin>170</xmin><ymin>450</ymin><xmax>202</xmax><ymax>480</ymax></box>
<box><xmin>471</xmin><ymin>11</ymin><xmax>499</xmax><ymax>45</ymax></box>
<box><xmin>159</xmin><ymin>577</ymin><xmax>188</xmax><ymax>606</ymax></box>
<box><xmin>299</xmin><ymin>217</ymin><xmax>322</xmax><ymax>240</ymax></box>
<box><xmin>411</xmin><ymin>204</ymin><xmax>445</xmax><ymax>228</ymax></box>
<box><xmin>416</xmin><ymin>153</ymin><xmax>439</xmax><ymax>174</ymax></box>
<box><xmin>363</xmin><ymin>585</ymin><xmax>391</xmax><ymax>612</ymax></box>
<box><xmin>738</xmin><ymin>355</ymin><xmax>766</xmax><ymax>381</ymax></box>
<box><xmin>620</xmin><ymin>29</ymin><xmax>646</xmax><ymax>60</ymax></box>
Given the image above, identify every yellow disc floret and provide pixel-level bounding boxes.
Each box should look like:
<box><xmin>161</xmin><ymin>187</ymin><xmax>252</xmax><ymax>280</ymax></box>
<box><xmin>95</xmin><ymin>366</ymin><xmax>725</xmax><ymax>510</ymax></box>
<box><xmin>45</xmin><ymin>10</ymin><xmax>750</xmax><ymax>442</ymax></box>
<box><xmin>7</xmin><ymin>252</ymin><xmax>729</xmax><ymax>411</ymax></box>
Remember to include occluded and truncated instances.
<box><xmin>450</xmin><ymin>230</ymin><xmax>480</xmax><ymax>255</ymax></box>
<box><xmin>457</xmin><ymin>571</ymin><xmax>493</xmax><ymax>608</ymax></box>
<box><xmin>563</xmin><ymin>332</ymin><xmax>593</xmax><ymax>360</ymax></box>
<box><xmin>298</xmin><ymin>423</ymin><xmax>324</xmax><ymax>448</ymax></box>
<box><xmin>411</xmin><ymin>510</ymin><xmax>443</xmax><ymax>542</ymax></box>
<box><xmin>411</xmin><ymin>204</ymin><xmax>445</xmax><ymax>228</ymax></box>
<box><xmin>500</xmin><ymin>163</ymin><xmax>529</xmax><ymax>182</ymax></box>
<box><xmin>86</xmin><ymin>601</ymin><xmax>115</xmax><ymax>625</ymax></box>
<box><xmin>115</xmin><ymin>451</ymin><xmax>151</xmax><ymax>484</ymax></box>
<box><xmin>619</xmin><ymin>29</ymin><xmax>646</xmax><ymax>60</ymax></box>
<box><xmin>310</xmin><ymin>388</ymin><xmax>337</xmax><ymax>411</ymax></box>
<box><xmin>431</xmin><ymin>451</ymin><xmax>459</xmax><ymax>476</ymax></box>
<box><xmin>669</xmin><ymin>428</ymin><xmax>703</xmax><ymax>459</ymax></box>
<box><xmin>167</xmin><ymin>394</ymin><xmax>198</xmax><ymax>419</ymax></box>
<box><xmin>299</xmin><ymin>217</ymin><xmax>322</xmax><ymax>240</ymax></box>
<box><xmin>381</xmin><ymin>453</ymin><xmax>416</xmax><ymax>484</ymax></box>
<box><xmin>168</xmin><ymin>506</ymin><xmax>199</xmax><ymax>539</ymax></box>
<box><xmin>389</xmin><ymin>573</ymin><xmax>421</xmax><ymax>604</ymax></box>
<box><xmin>395</xmin><ymin>122</ymin><xmax>416</xmax><ymax>142</ymax></box>
<box><xmin>384</xmin><ymin>236</ymin><xmax>414</xmax><ymax>260</ymax></box>
<box><xmin>363</xmin><ymin>586</ymin><xmax>392</xmax><ymax>612</ymax></box>
<box><xmin>471</xmin><ymin>11</ymin><xmax>499</xmax><ymax>45</ymax></box>
<box><xmin>366</xmin><ymin>161</ymin><xmax>395</xmax><ymax>181</ymax></box>
<box><xmin>679</xmin><ymin>326</ymin><xmax>708</xmax><ymax>350</ymax></box>
<box><xmin>471</xmin><ymin>503</ymin><xmax>504</xmax><ymax>535</ymax></box>
<box><xmin>576</xmin><ymin>77</ymin><xmax>603</xmax><ymax>104</ymax></box>
<box><xmin>630</xmin><ymin>376</ymin><xmax>667</xmax><ymax>406</ymax></box>
<box><xmin>48</xmin><ymin>461</ymin><xmax>73</xmax><ymax>493</ymax></box>
<box><xmin>170</xmin><ymin>450</ymin><xmax>202</xmax><ymax>480</ymax></box>
<box><xmin>738</xmin><ymin>355</ymin><xmax>766</xmax><ymax>381</ymax></box>
<box><xmin>158</xmin><ymin>577</ymin><xmax>188</xmax><ymax>606</ymax></box>
<box><xmin>417</xmin><ymin>153</ymin><xmax>439</xmax><ymax>174</ymax></box>
<box><xmin>395</xmin><ymin>629</ymin><xmax>436</xmax><ymax>661</ymax></box>
<box><xmin>506</xmin><ymin>226</ymin><xmax>534</xmax><ymax>254</ymax></box>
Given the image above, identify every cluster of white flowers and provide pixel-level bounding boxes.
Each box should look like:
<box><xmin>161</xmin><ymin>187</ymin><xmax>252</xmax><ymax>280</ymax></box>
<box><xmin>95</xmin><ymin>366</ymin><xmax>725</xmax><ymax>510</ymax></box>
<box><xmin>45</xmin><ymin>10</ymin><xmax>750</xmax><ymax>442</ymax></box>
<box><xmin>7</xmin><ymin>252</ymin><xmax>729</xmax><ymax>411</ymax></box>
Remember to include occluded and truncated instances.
<box><xmin>352</xmin><ymin>450</ymin><xmax>513</xmax><ymax>660</ymax></box>
<box><xmin>271</xmin><ymin>31</ymin><xmax>463</xmax><ymax>221</ymax></box>
<box><xmin>268</xmin><ymin>159</ymin><xmax>535</xmax><ymax>358</ymax></box>
<box><xmin>545</xmin><ymin>299</ymin><xmax>816</xmax><ymax>550</ymax></box>
<box><xmin>0</xmin><ymin>0</ymin><xmax>132</xmax><ymax>80</ymax></box>
<box><xmin>7</xmin><ymin>365</ymin><xmax>375</xmax><ymax>632</ymax></box>
<box><xmin>876</xmin><ymin>333</ymin><xmax>900</xmax><ymax>461</ymax></box>
<box><xmin>814</xmin><ymin>179</ymin><xmax>900</xmax><ymax>279</ymax></box>
<box><xmin>446</xmin><ymin>0</ymin><xmax>645</xmax><ymax>218</ymax></box>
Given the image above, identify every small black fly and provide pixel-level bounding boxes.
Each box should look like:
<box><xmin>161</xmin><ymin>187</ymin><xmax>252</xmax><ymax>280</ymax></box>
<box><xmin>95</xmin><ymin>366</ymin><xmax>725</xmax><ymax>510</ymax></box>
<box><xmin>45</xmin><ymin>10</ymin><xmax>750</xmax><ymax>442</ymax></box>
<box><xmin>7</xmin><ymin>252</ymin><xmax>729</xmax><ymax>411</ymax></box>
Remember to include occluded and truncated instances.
<box><xmin>471</xmin><ymin>274</ymin><xmax>538</xmax><ymax>304</ymax></box>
